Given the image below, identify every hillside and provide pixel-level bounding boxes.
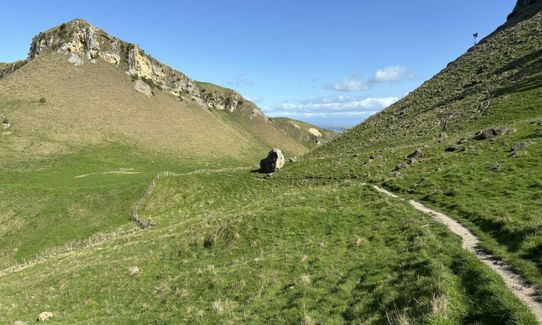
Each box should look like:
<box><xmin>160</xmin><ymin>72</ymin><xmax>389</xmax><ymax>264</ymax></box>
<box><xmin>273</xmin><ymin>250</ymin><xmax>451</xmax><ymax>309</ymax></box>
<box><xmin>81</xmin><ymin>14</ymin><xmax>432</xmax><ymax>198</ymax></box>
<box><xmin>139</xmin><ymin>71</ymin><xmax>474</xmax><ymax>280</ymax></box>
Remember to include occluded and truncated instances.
<box><xmin>0</xmin><ymin>19</ymin><xmax>308</xmax><ymax>162</ymax></box>
<box><xmin>271</xmin><ymin>117</ymin><xmax>337</xmax><ymax>149</ymax></box>
<box><xmin>1</xmin><ymin>2</ymin><xmax>542</xmax><ymax>324</ymax></box>
<box><xmin>281</xmin><ymin>0</ymin><xmax>542</xmax><ymax>312</ymax></box>
<box><xmin>0</xmin><ymin>20</ymin><xmax>309</xmax><ymax>277</ymax></box>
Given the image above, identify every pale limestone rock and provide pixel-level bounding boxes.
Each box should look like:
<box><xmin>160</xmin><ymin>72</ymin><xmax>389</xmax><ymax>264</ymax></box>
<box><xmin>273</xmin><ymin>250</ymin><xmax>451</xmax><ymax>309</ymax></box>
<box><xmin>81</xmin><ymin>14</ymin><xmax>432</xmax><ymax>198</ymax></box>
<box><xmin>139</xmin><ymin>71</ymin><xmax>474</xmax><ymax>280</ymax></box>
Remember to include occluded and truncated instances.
<box><xmin>134</xmin><ymin>80</ymin><xmax>153</xmax><ymax>97</ymax></box>
<box><xmin>259</xmin><ymin>149</ymin><xmax>285</xmax><ymax>173</ymax></box>
<box><xmin>67</xmin><ymin>53</ymin><xmax>83</xmax><ymax>66</ymax></box>
<box><xmin>38</xmin><ymin>311</ymin><xmax>53</xmax><ymax>321</ymax></box>
<box><xmin>102</xmin><ymin>51</ymin><xmax>121</xmax><ymax>64</ymax></box>
<box><xmin>308</xmin><ymin>128</ymin><xmax>322</xmax><ymax>137</ymax></box>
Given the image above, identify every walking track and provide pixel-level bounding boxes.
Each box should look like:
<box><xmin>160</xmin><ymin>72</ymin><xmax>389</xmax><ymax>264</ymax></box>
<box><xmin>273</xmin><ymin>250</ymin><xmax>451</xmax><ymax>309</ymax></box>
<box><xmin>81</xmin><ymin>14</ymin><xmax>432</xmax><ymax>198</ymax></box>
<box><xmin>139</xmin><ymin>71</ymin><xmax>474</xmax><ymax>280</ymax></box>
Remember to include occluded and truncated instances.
<box><xmin>371</xmin><ymin>184</ymin><xmax>542</xmax><ymax>323</ymax></box>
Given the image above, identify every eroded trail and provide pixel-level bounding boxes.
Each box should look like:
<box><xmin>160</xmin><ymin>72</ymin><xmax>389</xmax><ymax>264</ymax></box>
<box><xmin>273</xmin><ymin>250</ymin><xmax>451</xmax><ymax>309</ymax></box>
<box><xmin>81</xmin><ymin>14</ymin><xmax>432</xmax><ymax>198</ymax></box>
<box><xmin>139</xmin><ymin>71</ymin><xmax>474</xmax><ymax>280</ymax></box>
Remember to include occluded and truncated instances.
<box><xmin>372</xmin><ymin>185</ymin><xmax>542</xmax><ymax>323</ymax></box>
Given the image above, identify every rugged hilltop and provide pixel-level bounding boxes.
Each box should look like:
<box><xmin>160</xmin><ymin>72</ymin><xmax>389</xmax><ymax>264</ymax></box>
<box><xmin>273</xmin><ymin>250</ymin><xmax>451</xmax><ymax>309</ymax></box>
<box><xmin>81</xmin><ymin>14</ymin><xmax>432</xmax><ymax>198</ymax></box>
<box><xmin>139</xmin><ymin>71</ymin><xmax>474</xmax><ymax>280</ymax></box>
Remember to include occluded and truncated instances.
<box><xmin>508</xmin><ymin>0</ymin><xmax>542</xmax><ymax>20</ymax></box>
<box><xmin>0</xmin><ymin>19</ymin><xmax>329</xmax><ymax>161</ymax></box>
<box><xmin>22</xmin><ymin>19</ymin><xmax>258</xmax><ymax>114</ymax></box>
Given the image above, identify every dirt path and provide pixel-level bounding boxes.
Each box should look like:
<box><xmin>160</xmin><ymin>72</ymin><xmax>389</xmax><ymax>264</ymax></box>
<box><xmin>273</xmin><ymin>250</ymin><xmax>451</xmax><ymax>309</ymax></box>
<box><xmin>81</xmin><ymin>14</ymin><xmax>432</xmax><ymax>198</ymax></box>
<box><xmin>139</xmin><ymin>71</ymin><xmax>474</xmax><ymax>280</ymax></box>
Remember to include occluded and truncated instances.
<box><xmin>372</xmin><ymin>185</ymin><xmax>542</xmax><ymax>323</ymax></box>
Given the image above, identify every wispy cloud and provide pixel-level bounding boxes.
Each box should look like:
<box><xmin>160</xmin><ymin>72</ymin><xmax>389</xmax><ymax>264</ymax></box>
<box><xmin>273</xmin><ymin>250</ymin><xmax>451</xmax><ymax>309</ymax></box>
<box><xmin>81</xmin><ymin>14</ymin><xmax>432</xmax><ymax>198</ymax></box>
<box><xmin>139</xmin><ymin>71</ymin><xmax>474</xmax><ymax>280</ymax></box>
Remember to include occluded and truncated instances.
<box><xmin>325</xmin><ymin>75</ymin><xmax>368</xmax><ymax>92</ymax></box>
<box><xmin>373</xmin><ymin>65</ymin><xmax>408</xmax><ymax>82</ymax></box>
<box><xmin>326</xmin><ymin>65</ymin><xmax>410</xmax><ymax>92</ymax></box>
<box><xmin>265</xmin><ymin>95</ymin><xmax>400</xmax><ymax>118</ymax></box>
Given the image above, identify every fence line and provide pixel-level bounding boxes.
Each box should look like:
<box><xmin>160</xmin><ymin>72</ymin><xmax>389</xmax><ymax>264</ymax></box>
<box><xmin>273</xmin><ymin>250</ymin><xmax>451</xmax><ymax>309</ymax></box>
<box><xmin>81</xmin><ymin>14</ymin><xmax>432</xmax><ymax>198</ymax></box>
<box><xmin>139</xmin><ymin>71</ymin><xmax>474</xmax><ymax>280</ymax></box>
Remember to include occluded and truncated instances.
<box><xmin>130</xmin><ymin>166</ymin><xmax>253</xmax><ymax>228</ymax></box>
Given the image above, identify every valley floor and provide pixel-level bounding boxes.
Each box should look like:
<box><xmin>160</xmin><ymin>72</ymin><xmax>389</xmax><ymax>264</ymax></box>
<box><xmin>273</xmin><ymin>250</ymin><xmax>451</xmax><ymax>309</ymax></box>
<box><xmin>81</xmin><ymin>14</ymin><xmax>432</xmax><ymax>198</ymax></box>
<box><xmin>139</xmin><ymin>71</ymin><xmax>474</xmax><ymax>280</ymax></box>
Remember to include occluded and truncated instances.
<box><xmin>0</xmin><ymin>165</ymin><xmax>539</xmax><ymax>323</ymax></box>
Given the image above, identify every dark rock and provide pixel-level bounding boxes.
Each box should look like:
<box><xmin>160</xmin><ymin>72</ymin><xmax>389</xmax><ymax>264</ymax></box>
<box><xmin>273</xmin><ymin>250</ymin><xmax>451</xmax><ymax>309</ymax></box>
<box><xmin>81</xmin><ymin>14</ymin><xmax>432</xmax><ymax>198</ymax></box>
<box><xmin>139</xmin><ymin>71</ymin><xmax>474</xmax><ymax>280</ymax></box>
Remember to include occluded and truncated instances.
<box><xmin>445</xmin><ymin>145</ymin><xmax>465</xmax><ymax>152</ymax></box>
<box><xmin>508</xmin><ymin>0</ymin><xmax>542</xmax><ymax>20</ymax></box>
<box><xmin>407</xmin><ymin>158</ymin><xmax>417</xmax><ymax>165</ymax></box>
<box><xmin>472</xmin><ymin>127</ymin><xmax>510</xmax><ymax>140</ymax></box>
<box><xmin>490</xmin><ymin>163</ymin><xmax>502</xmax><ymax>172</ymax></box>
<box><xmin>407</xmin><ymin>149</ymin><xmax>423</xmax><ymax>159</ymax></box>
<box><xmin>259</xmin><ymin>149</ymin><xmax>285</xmax><ymax>173</ymax></box>
<box><xmin>512</xmin><ymin>140</ymin><xmax>535</xmax><ymax>151</ymax></box>
<box><xmin>394</xmin><ymin>162</ymin><xmax>409</xmax><ymax>171</ymax></box>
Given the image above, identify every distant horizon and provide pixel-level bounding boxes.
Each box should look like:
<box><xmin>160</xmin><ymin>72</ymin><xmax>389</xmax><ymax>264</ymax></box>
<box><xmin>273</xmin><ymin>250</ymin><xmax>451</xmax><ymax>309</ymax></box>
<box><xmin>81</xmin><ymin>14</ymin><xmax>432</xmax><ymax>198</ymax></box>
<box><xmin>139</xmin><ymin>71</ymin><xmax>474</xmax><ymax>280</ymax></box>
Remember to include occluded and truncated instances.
<box><xmin>0</xmin><ymin>1</ymin><xmax>515</xmax><ymax>129</ymax></box>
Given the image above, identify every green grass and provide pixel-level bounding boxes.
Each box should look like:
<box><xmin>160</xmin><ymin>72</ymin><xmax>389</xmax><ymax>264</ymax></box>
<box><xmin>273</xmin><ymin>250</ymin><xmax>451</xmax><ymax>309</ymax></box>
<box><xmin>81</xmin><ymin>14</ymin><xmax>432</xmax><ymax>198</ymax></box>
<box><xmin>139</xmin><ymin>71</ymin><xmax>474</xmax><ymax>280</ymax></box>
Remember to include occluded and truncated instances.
<box><xmin>271</xmin><ymin>117</ymin><xmax>337</xmax><ymax>149</ymax></box>
<box><xmin>0</xmin><ymin>7</ymin><xmax>541</xmax><ymax>324</ymax></box>
<box><xmin>275</xmin><ymin>10</ymin><xmax>542</xmax><ymax>306</ymax></box>
<box><xmin>0</xmin><ymin>171</ymin><xmax>536</xmax><ymax>323</ymax></box>
<box><xmin>0</xmin><ymin>143</ymin><xmax>247</xmax><ymax>268</ymax></box>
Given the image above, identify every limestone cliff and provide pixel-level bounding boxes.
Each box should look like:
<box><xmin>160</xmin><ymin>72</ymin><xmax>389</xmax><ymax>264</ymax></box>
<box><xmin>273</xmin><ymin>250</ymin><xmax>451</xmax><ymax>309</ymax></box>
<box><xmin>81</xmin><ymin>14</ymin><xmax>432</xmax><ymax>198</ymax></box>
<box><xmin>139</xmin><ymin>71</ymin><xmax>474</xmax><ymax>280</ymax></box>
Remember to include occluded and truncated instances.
<box><xmin>24</xmin><ymin>19</ymin><xmax>261</xmax><ymax>115</ymax></box>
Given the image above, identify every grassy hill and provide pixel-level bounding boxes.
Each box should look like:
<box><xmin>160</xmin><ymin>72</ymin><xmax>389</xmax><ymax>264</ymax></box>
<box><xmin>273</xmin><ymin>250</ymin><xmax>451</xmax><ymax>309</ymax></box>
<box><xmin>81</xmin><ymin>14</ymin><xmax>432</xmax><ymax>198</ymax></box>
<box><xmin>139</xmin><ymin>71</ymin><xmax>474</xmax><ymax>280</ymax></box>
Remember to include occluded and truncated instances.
<box><xmin>271</xmin><ymin>117</ymin><xmax>337</xmax><ymax>149</ymax></box>
<box><xmin>1</xmin><ymin>3</ymin><xmax>542</xmax><ymax>324</ymax></box>
<box><xmin>281</xmin><ymin>0</ymin><xmax>542</xmax><ymax>308</ymax></box>
<box><xmin>0</xmin><ymin>21</ymin><xmax>308</xmax><ymax>271</ymax></box>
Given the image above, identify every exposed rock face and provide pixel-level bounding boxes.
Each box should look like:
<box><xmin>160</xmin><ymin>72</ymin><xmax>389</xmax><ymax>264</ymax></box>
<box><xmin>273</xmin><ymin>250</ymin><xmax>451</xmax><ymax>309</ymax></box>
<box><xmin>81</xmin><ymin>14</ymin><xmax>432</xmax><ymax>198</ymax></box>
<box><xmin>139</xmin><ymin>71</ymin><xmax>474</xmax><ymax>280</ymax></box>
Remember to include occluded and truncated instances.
<box><xmin>508</xmin><ymin>0</ymin><xmax>542</xmax><ymax>19</ymax></box>
<box><xmin>0</xmin><ymin>61</ymin><xmax>26</xmax><ymax>80</ymax></box>
<box><xmin>25</xmin><ymin>19</ymin><xmax>264</xmax><ymax>115</ymax></box>
<box><xmin>307</xmin><ymin>128</ymin><xmax>322</xmax><ymax>137</ymax></box>
<box><xmin>259</xmin><ymin>149</ymin><xmax>285</xmax><ymax>173</ymax></box>
<box><xmin>134</xmin><ymin>79</ymin><xmax>153</xmax><ymax>97</ymax></box>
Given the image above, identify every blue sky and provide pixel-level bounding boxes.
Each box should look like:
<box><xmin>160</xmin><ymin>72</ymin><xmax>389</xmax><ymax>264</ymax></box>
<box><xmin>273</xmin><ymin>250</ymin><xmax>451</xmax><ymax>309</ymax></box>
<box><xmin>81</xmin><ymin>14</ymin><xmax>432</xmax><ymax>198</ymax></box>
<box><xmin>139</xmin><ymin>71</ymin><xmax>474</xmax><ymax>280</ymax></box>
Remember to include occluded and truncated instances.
<box><xmin>0</xmin><ymin>1</ymin><xmax>515</xmax><ymax>129</ymax></box>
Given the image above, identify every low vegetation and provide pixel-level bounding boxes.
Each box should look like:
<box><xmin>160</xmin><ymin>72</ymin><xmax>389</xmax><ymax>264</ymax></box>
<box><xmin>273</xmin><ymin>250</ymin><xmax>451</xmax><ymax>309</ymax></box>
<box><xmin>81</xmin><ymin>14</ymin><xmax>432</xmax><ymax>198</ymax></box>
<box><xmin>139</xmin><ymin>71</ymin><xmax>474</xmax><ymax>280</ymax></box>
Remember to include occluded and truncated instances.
<box><xmin>0</xmin><ymin>171</ymin><xmax>536</xmax><ymax>323</ymax></box>
<box><xmin>0</xmin><ymin>5</ymin><xmax>541</xmax><ymax>324</ymax></box>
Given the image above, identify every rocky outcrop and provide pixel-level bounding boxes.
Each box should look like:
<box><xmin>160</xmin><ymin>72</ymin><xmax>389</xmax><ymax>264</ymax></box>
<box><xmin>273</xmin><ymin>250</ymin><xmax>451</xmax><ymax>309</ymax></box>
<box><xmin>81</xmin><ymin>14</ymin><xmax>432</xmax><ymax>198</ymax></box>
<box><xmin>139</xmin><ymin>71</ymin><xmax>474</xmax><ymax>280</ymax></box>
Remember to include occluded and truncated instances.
<box><xmin>259</xmin><ymin>149</ymin><xmax>285</xmax><ymax>173</ymax></box>
<box><xmin>125</xmin><ymin>45</ymin><xmax>201</xmax><ymax>100</ymax></box>
<box><xmin>28</xmin><ymin>19</ymin><xmax>111</xmax><ymax>64</ymax></box>
<box><xmin>25</xmin><ymin>19</ymin><xmax>264</xmax><ymax>116</ymax></box>
<box><xmin>134</xmin><ymin>79</ymin><xmax>153</xmax><ymax>97</ymax></box>
<box><xmin>0</xmin><ymin>61</ymin><xmax>26</xmax><ymax>80</ymax></box>
<box><xmin>508</xmin><ymin>0</ymin><xmax>542</xmax><ymax>20</ymax></box>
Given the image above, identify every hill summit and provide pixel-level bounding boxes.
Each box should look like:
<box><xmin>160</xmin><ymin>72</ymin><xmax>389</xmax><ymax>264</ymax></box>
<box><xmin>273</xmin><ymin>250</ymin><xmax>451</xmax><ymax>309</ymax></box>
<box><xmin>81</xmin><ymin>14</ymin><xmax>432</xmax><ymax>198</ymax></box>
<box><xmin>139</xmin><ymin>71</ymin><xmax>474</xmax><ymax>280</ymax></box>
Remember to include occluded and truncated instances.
<box><xmin>508</xmin><ymin>0</ymin><xmax>542</xmax><ymax>20</ymax></box>
<box><xmin>0</xmin><ymin>19</ymin><xmax>334</xmax><ymax>161</ymax></box>
<box><xmin>27</xmin><ymin>19</ymin><xmax>257</xmax><ymax>113</ymax></box>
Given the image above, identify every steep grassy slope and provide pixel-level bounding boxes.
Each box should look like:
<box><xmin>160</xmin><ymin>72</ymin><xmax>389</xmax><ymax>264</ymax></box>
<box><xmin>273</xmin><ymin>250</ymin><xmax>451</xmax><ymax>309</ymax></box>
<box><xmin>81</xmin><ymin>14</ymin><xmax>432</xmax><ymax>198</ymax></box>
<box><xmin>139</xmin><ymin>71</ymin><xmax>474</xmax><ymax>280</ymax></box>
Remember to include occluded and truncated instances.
<box><xmin>271</xmin><ymin>117</ymin><xmax>337</xmax><ymax>149</ymax></box>
<box><xmin>280</xmin><ymin>4</ymin><xmax>542</xmax><ymax>298</ymax></box>
<box><xmin>0</xmin><ymin>53</ymin><xmax>306</xmax><ymax>161</ymax></box>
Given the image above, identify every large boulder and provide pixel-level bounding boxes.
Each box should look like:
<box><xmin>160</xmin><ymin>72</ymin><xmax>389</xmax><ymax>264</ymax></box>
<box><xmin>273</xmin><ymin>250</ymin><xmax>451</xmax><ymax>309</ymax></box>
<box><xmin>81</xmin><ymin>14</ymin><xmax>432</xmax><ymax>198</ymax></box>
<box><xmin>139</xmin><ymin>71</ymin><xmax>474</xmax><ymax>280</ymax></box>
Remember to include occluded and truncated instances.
<box><xmin>260</xmin><ymin>149</ymin><xmax>285</xmax><ymax>173</ymax></box>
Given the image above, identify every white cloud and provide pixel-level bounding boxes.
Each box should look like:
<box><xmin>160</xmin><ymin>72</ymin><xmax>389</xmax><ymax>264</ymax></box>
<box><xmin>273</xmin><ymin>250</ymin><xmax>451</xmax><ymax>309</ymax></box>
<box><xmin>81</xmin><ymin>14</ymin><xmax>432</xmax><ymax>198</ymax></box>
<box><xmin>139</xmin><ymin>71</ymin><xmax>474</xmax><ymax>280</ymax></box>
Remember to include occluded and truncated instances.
<box><xmin>373</xmin><ymin>65</ymin><xmax>408</xmax><ymax>82</ymax></box>
<box><xmin>326</xmin><ymin>65</ymin><xmax>410</xmax><ymax>92</ymax></box>
<box><xmin>325</xmin><ymin>75</ymin><xmax>368</xmax><ymax>92</ymax></box>
<box><xmin>265</xmin><ymin>95</ymin><xmax>400</xmax><ymax>118</ymax></box>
